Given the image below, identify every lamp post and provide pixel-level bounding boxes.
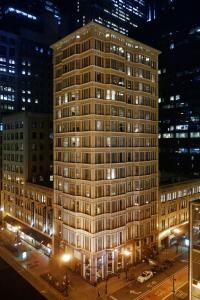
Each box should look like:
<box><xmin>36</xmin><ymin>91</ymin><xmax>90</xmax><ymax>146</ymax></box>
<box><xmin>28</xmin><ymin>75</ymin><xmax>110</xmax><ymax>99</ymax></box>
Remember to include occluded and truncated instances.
<box><xmin>172</xmin><ymin>274</ymin><xmax>176</xmax><ymax>300</ymax></box>
<box><xmin>105</xmin><ymin>275</ymin><xmax>108</xmax><ymax>294</ymax></box>
<box><xmin>61</xmin><ymin>253</ymin><xmax>71</xmax><ymax>296</ymax></box>
<box><xmin>123</xmin><ymin>249</ymin><xmax>132</xmax><ymax>280</ymax></box>
<box><xmin>14</xmin><ymin>226</ymin><xmax>21</xmax><ymax>254</ymax></box>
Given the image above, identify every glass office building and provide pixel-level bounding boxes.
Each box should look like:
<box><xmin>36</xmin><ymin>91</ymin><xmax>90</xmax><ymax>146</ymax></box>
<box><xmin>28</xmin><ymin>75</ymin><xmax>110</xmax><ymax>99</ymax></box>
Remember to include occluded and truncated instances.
<box><xmin>70</xmin><ymin>0</ymin><xmax>147</xmax><ymax>35</ymax></box>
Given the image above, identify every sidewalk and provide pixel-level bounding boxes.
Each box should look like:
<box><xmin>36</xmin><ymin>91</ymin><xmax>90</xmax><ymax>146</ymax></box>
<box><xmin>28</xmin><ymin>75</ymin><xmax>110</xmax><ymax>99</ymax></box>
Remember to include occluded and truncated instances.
<box><xmin>0</xmin><ymin>229</ymin><xmax>188</xmax><ymax>300</ymax></box>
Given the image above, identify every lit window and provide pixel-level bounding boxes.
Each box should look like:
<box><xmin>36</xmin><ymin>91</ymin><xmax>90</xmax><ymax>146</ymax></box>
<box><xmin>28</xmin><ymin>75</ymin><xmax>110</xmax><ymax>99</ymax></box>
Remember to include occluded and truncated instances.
<box><xmin>176</xmin><ymin>125</ymin><xmax>188</xmax><ymax>130</ymax></box>
<box><xmin>176</xmin><ymin>133</ymin><xmax>188</xmax><ymax>138</ymax></box>
<box><xmin>191</xmin><ymin>132</ymin><xmax>200</xmax><ymax>138</ymax></box>
<box><xmin>163</xmin><ymin>133</ymin><xmax>174</xmax><ymax>138</ymax></box>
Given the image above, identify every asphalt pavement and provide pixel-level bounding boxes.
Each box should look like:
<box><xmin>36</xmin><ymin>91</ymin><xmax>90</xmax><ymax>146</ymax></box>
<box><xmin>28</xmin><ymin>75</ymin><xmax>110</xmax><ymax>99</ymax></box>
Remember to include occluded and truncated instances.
<box><xmin>163</xmin><ymin>282</ymin><xmax>188</xmax><ymax>300</ymax></box>
<box><xmin>0</xmin><ymin>257</ymin><xmax>46</xmax><ymax>300</ymax></box>
<box><xmin>111</xmin><ymin>255</ymin><xmax>188</xmax><ymax>300</ymax></box>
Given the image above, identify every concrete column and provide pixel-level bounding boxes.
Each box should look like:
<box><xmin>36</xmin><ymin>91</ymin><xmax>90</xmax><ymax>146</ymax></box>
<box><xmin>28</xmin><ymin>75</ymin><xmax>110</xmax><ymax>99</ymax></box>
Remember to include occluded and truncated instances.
<box><xmin>113</xmin><ymin>250</ymin><xmax>118</xmax><ymax>272</ymax></box>
<box><xmin>101</xmin><ymin>255</ymin><xmax>104</xmax><ymax>279</ymax></box>
<box><xmin>82</xmin><ymin>254</ymin><xmax>86</xmax><ymax>278</ymax></box>
<box><xmin>90</xmin><ymin>255</ymin><xmax>97</xmax><ymax>283</ymax></box>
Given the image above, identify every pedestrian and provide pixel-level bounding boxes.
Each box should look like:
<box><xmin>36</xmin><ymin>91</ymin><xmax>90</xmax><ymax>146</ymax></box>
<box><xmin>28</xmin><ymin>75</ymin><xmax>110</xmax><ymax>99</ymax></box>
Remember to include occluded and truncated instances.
<box><xmin>98</xmin><ymin>291</ymin><xmax>100</xmax><ymax>297</ymax></box>
<box><xmin>117</xmin><ymin>272</ymin><xmax>120</xmax><ymax>279</ymax></box>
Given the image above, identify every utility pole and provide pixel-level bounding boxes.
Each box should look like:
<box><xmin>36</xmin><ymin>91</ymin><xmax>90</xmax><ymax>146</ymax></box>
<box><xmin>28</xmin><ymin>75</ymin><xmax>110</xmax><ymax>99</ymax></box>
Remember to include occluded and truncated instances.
<box><xmin>172</xmin><ymin>274</ymin><xmax>176</xmax><ymax>299</ymax></box>
<box><xmin>105</xmin><ymin>276</ymin><xmax>108</xmax><ymax>294</ymax></box>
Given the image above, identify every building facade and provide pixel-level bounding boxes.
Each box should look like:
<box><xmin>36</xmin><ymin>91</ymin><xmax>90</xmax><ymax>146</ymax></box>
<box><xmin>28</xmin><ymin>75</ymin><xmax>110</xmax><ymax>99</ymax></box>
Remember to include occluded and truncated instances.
<box><xmin>140</xmin><ymin>0</ymin><xmax>200</xmax><ymax>178</ymax></box>
<box><xmin>1</xmin><ymin>182</ymin><xmax>53</xmax><ymax>255</ymax></box>
<box><xmin>1</xmin><ymin>112</ymin><xmax>53</xmax><ymax>253</ymax></box>
<box><xmin>0</xmin><ymin>0</ymin><xmax>62</xmax><ymax>115</ymax></box>
<box><xmin>158</xmin><ymin>179</ymin><xmax>200</xmax><ymax>248</ymax></box>
<box><xmin>52</xmin><ymin>22</ymin><xmax>159</xmax><ymax>282</ymax></box>
<box><xmin>189</xmin><ymin>199</ymin><xmax>200</xmax><ymax>300</ymax></box>
<box><xmin>2</xmin><ymin>112</ymin><xmax>53</xmax><ymax>184</ymax></box>
<box><xmin>66</xmin><ymin>0</ymin><xmax>148</xmax><ymax>36</ymax></box>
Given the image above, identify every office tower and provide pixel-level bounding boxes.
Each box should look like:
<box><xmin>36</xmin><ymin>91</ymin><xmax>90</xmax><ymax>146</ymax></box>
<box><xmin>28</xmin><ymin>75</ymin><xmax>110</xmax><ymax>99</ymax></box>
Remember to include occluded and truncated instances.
<box><xmin>139</xmin><ymin>0</ymin><xmax>200</xmax><ymax>179</ymax></box>
<box><xmin>146</xmin><ymin>0</ymin><xmax>176</xmax><ymax>22</ymax></box>
<box><xmin>52</xmin><ymin>22</ymin><xmax>159</xmax><ymax>282</ymax></box>
<box><xmin>66</xmin><ymin>0</ymin><xmax>148</xmax><ymax>36</ymax></box>
<box><xmin>0</xmin><ymin>0</ymin><xmax>61</xmax><ymax>115</ymax></box>
<box><xmin>189</xmin><ymin>199</ymin><xmax>200</xmax><ymax>300</ymax></box>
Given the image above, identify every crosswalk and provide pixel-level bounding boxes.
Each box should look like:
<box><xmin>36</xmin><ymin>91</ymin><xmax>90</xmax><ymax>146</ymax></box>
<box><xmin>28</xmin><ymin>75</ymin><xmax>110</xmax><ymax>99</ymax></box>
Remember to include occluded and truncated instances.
<box><xmin>154</xmin><ymin>289</ymin><xmax>166</xmax><ymax>297</ymax></box>
<box><xmin>153</xmin><ymin>289</ymin><xmax>187</xmax><ymax>299</ymax></box>
<box><xmin>175</xmin><ymin>290</ymin><xmax>188</xmax><ymax>299</ymax></box>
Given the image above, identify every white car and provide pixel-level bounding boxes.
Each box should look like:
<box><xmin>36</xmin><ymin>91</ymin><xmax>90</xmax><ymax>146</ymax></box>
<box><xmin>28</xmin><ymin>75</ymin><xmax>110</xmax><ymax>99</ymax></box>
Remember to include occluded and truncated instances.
<box><xmin>137</xmin><ymin>271</ymin><xmax>153</xmax><ymax>283</ymax></box>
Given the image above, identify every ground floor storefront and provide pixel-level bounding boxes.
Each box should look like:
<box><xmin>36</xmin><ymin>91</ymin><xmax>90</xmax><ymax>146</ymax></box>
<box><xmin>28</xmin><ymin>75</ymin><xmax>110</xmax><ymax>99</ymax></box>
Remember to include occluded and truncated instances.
<box><xmin>3</xmin><ymin>215</ymin><xmax>52</xmax><ymax>257</ymax></box>
<box><xmin>54</xmin><ymin>236</ymin><xmax>158</xmax><ymax>283</ymax></box>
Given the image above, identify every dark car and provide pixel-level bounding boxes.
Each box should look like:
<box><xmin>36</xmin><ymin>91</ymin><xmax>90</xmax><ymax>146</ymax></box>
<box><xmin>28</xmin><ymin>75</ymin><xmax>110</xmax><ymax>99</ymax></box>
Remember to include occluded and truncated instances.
<box><xmin>151</xmin><ymin>265</ymin><xmax>162</xmax><ymax>274</ymax></box>
<box><xmin>164</xmin><ymin>259</ymin><xmax>174</xmax><ymax>267</ymax></box>
<box><xmin>160</xmin><ymin>262</ymin><xmax>169</xmax><ymax>270</ymax></box>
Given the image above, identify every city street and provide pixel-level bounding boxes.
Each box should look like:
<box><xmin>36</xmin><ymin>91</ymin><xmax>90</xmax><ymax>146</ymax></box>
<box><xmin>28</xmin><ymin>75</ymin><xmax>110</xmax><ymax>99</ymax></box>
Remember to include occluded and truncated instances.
<box><xmin>110</xmin><ymin>260</ymin><xmax>188</xmax><ymax>300</ymax></box>
<box><xmin>0</xmin><ymin>256</ymin><xmax>46</xmax><ymax>300</ymax></box>
<box><xmin>164</xmin><ymin>283</ymin><xmax>188</xmax><ymax>300</ymax></box>
<box><xmin>0</xmin><ymin>228</ymin><xmax>189</xmax><ymax>300</ymax></box>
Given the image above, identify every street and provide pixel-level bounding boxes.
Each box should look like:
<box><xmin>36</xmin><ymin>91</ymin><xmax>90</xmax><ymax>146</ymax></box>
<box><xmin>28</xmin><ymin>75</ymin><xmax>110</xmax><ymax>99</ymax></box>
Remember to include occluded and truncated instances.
<box><xmin>0</xmin><ymin>257</ymin><xmax>46</xmax><ymax>300</ymax></box>
<box><xmin>0</xmin><ymin>228</ymin><xmax>189</xmax><ymax>300</ymax></box>
<box><xmin>110</xmin><ymin>258</ymin><xmax>188</xmax><ymax>300</ymax></box>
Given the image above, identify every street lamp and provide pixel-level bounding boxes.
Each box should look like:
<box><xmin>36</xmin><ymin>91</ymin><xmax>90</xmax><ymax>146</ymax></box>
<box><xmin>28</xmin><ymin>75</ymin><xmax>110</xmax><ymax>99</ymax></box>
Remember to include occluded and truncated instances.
<box><xmin>123</xmin><ymin>249</ymin><xmax>132</xmax><ymax>280</ymax></box>
<box><xmin>172</xmin><ymin>274</ymin><xmax>176</xmax><ymax>300</ymax></box>
<box><xmin>105</xmin><ymin>275</ymin><xmax>108</xmax><ymax>294</ymax></box>
<box><xmin>61</xmin><ymin>253</ymin><xmax>71</xmax><ymax>296</ymax></box>
<box><xmin>14</xmin><ymin>226</ymin><xmax>21</xmax><ymax>254</ymax></box>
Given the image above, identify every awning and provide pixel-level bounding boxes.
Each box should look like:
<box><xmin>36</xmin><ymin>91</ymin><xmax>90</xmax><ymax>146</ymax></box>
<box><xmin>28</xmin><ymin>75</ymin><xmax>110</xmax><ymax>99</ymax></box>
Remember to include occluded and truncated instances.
<box><xmin>4</xmin><ymin>215</ymin><xmax>52</xmax><ymax>247</ymax></box>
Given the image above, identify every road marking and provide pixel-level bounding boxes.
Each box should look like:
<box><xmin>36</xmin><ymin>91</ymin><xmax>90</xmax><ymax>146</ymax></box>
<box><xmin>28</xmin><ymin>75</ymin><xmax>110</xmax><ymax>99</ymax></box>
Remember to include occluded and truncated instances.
<box><xmin>109</xmin><ymin>296</ymin><xmax>118</xmax><ymax>300</ymax></box>
<box><xmin>154</xmin><ymin>290</ymin><xmax>165</xmax><ymax>297</ymax></box>
<box><xmin>175</xmin><ymin>290</ymin><xmax>187</xmax><ymax>299</ymax></box>
<box><xmin>130</xmin><ymin>290</ymin><xmax>142</xmax><ymax>295</ymax></box>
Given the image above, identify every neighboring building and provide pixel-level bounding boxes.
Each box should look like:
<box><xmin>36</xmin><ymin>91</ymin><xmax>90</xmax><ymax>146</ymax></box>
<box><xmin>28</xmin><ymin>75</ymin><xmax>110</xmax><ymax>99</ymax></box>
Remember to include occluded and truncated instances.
<box><xmin>189</xmin><ymin>199</ymin><xmax>200</xmax><ymax>300</ymax></box>
<box><xmin>0</xmin><ymin>0</ymin><xmax>62</xmax><ymax>115</ymax></box>
<box><xmin>1</xmin><ymin>112</ymin><xmax>53</xmax><ymax>253</ymax></box>
<box><xmin>2</xmin><ymin>112</ymin><xmax>53</xmax><ymax>185</ymax></box>
<box><xmin>0</xmin><ymin>0</ymin><xmax>61</xmax><ymax>197</ymax></box>
<box><xmin>0</xmin><ymin>29</ymin><xmax>53</xmax><ymax>114</ymax></box>
<box><xmin>52</xmin><ymin>22</ymin><xmax>159</xmax><ymax>282</ymax></box>
<box><xmin>66</xmin><ymin>0</ymin><xmax>148</xmax><ymax>36</ymax></box>
<box><xmin>158</xmin><ymin>179</ymin><xmax>200</xmax><ymax>248</ymax></box>
<box><xmin>138</xmin><ymin>0</ymin><xmax>200</xmax><ymax>177</ymax></box>
<box><xmin>1</xmin><ymin>182</ymin><xmax>53</xmax><ymax>255</ymax></box>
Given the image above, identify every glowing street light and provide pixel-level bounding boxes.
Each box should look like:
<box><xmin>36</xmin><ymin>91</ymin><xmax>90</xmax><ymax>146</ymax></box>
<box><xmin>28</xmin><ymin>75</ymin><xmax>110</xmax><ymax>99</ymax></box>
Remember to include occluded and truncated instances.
<box><xmin>61</xmin><ymin>253</ymin><xmax>71</xmax><ymax>263</ymax></box>
<box><xmin>123</xmin><ymin>249</ymin><xmax>131</xmax><ymax>257</ymax></box>
<box><xmin>61</xmin><ymin>253</ymin><xmax>71</xmax><ymax>296</ymax></box>
<box><xmin>123</xmin><ymin>249</ymin><xmax>132</xmax><ymax>279</ymax></box>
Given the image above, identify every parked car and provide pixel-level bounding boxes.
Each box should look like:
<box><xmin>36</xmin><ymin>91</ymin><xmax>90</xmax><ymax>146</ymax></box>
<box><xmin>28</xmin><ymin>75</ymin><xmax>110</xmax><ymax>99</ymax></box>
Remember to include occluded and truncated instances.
<box><xmin>148</xmin><ymin>259</ymin><xmax>158</xmax><ymax>266</ymax></box>
<box><xmin>137</xmin><ymin>271</ymin><xmax>153</xmax><ymax>283</ymax></box>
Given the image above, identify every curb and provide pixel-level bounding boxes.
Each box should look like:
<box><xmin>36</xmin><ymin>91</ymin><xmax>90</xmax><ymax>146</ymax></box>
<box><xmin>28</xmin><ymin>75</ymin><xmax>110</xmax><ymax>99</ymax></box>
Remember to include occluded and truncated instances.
<box><xmin>0</xmin><ymin>245</ymin><xmax>65</xmax><ymax>300</ymax></box>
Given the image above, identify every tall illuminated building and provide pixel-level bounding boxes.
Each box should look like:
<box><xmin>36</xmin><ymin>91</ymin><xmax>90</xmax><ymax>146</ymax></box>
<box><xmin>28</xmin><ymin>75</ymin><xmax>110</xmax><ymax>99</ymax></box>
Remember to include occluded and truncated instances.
<box><xmin>52</xmin><ymin>22</ymin><xmax>159</xmax><ymax>282</ymax></box>
<box><xmin>0</xmin><ymin>0</ymin><xmax>61</xmax><ymax>115</ymax></box>
<box><xmin>66</xmin><ymin>0</ymin><xmax>147</xmax><ymax>36</ymax></box>
<box><xmin>139</xmin><ymin>0</ymin><xmax>200</xmax><ymax>180</ymax></box>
